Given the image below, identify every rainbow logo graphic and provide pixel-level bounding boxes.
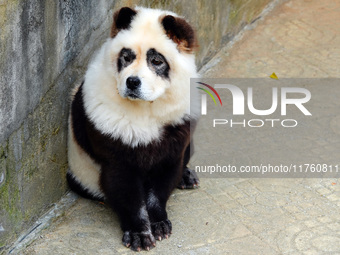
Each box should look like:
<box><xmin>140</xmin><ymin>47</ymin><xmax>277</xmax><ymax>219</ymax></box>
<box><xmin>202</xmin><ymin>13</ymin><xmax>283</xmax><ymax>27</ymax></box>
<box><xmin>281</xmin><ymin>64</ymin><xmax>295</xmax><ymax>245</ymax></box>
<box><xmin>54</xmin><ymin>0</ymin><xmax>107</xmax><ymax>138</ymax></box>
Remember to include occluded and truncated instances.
<box><xmin>196</xmin><ymin>82</ymin><xmax>223</xmax><ymax>106</ymax></box>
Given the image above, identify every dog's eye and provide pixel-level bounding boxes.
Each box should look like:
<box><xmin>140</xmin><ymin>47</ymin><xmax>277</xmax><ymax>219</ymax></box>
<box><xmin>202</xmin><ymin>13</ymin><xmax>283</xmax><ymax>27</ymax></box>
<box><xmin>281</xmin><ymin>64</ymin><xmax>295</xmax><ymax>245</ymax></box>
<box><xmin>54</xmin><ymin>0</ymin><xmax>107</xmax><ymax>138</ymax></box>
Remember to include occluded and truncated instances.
<box><xmin>124</xmin><ymin>56</ymin><xmax>131</xmax><ymax>62</ymax></box>
<box><xmin>151</xmin><ymin>59</ymin><xmax>163</xmax><ymax>66</ymax></box>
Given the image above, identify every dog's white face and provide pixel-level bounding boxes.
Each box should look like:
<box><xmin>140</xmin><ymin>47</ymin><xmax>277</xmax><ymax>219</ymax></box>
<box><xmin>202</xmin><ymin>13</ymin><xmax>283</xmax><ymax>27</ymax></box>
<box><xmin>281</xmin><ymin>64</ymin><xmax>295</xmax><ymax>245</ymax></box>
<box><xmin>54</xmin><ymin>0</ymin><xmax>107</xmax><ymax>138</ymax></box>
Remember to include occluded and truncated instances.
<box><xmin>108</xmin><ymin>7</ymin><xmax>193</xmax><ymax>102</ymax></box>
<box><xmin>115</xmin><ymin>46</ymin><xmax>170</xmax><ymax>101</ymax></box>
<box><xmin>82</xmin><ymin>7</ymin><xmax>198</xmax><ymax>146</ymax></box>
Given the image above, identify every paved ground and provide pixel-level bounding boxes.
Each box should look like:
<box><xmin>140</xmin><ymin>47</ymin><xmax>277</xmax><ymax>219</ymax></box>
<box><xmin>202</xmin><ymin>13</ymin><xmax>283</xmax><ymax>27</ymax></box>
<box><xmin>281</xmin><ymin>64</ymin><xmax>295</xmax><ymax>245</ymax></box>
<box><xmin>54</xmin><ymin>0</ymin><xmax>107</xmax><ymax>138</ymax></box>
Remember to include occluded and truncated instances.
<box><xmin>17</xmin><ymin>0</ymin><xmax>340</xmax><ymax>254</ymax></box>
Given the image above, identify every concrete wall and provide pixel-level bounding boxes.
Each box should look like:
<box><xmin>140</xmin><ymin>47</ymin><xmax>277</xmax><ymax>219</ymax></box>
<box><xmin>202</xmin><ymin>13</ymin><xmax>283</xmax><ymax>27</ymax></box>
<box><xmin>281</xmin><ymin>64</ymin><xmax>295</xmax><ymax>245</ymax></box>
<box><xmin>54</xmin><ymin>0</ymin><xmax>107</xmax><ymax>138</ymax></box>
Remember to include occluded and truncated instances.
<box><xmin>0</xmin><ymin>0</ymin><xmax>271</xmax><ymax>250</ymax></box>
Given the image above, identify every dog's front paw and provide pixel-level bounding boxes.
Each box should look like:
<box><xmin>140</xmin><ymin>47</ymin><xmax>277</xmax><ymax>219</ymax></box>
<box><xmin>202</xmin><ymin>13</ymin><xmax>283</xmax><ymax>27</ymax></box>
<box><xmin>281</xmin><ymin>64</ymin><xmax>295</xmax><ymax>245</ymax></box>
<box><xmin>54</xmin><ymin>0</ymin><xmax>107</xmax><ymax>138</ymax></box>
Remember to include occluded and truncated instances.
<box><xmin>122</xmin><ymin>230</ymin><xmax>156</xmax><ymax>251</ymax></box>
<box><xmin>177</xmin><ymin>167</ymin><xmax>200</xmax><ymax>189</ymax></box>
<box><xmin>151</xmin><ymin>219</ymin><xmax>172</xmax><ymax>241</ymax></box>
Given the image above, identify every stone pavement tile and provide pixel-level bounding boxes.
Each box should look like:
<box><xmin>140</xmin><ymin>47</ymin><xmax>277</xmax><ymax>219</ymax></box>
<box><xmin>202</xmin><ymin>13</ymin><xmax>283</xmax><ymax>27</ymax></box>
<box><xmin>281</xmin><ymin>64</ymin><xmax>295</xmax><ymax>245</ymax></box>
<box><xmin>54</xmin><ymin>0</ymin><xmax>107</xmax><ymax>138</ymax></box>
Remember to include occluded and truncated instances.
<box><xmin>206</xmin><ymin>235</ymin><xmax>276</xmax><ymax>255</ymax></box>
<box><xmin>23</xmin><ymin>199</ymin><xmax>122</xmax><ymax>255</ymax></box>
<box><xmin>205</xmin><ymin>0</ymin><xmax>340</xmax><ymax>78</ymax></box>
<box><xmin>23</xmin><ymin>177</ymin><xmax>340</xmax><ymax>254</ymax></box>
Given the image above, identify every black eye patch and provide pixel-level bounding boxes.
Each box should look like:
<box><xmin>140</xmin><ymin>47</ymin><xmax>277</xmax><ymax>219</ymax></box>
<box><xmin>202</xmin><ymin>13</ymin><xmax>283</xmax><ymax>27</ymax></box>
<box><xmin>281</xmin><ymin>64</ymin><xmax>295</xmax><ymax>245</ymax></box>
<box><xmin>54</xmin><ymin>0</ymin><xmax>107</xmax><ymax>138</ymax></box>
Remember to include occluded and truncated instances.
<box><xmin>146</xmin><ymin>48</ymin><xmax>170</xmax><ymax>79</ymax></box>
<box><xmin>117</xmin><ymin>48</ymin><xmax>136</xmax><ymax>72</ymax></box>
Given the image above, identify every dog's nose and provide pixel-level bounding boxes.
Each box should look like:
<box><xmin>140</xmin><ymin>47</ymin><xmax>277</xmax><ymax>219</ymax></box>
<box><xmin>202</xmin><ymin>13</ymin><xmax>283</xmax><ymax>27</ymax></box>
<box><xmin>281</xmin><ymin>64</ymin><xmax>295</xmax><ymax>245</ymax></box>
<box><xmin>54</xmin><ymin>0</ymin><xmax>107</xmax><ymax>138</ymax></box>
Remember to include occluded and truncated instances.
<box><xmin>126</xmin><ymin>76</ymin><xmax>141</xmax><ymax>90</ymax></box>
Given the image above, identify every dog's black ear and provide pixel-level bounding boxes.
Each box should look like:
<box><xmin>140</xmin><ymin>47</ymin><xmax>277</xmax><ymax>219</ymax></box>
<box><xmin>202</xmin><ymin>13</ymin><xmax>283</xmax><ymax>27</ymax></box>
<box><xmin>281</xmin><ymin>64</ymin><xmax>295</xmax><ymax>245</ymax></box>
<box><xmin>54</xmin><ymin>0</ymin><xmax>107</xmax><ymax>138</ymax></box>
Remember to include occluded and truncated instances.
<box><xmin>161</xmin><ymin>15</ymin><xmax>197</xmax><ymax>53</ymax></box>
<box><xmin>111</xmin><ymin>7</ymin><xmax>137</xmax><ymax>38</ymax></box>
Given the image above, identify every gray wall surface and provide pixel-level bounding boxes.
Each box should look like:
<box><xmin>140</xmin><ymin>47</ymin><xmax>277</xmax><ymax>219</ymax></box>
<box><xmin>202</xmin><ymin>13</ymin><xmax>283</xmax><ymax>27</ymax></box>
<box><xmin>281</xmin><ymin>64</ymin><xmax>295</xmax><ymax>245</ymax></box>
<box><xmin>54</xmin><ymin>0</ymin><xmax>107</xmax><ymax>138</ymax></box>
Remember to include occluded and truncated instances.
<box><xmin>0</xmin><ymin>0</ymin><xmax>272</xmax><ymax>250</ymax></box>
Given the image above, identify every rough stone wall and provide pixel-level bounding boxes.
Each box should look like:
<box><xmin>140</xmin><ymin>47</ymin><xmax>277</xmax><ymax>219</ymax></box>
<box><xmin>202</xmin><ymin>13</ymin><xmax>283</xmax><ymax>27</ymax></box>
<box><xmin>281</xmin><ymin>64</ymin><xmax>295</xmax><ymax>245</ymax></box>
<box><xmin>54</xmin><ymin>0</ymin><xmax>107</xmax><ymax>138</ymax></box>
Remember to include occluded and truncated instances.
<box><xmin>0</xmin><ymin>0</ymin><xmax>271</xmax><ymax>250</ymax></box>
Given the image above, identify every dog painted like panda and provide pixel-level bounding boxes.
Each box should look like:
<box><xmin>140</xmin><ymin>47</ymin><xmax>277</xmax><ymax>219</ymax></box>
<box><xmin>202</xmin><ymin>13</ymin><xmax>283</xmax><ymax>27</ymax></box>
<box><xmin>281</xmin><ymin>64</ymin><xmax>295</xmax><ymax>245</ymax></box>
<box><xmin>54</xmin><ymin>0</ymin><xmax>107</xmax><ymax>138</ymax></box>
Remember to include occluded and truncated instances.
<box><xmin>67</xmin><ymin>6</ymin><xmax>199</xmax><ymax>251</ymax></box>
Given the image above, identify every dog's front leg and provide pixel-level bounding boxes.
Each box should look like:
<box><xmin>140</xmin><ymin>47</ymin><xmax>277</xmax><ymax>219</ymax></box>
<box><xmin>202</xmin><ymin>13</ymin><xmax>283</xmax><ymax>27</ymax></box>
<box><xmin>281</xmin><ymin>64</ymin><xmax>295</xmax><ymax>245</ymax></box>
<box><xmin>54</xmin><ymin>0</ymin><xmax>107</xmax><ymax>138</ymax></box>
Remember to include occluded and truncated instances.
<box><xmin>145</xmin><ymin>186</ymin><xmax>173</xmax><ymax>242</ymax></box>
<box><xmin>100</xmin><ymin>165</ymin><xmax>156</xmax><ymax>251</ymax></box>
<box><xmin>144</xmin><ymin>161</ymin><xmax>183</xmax><ymax>241</ymax></box>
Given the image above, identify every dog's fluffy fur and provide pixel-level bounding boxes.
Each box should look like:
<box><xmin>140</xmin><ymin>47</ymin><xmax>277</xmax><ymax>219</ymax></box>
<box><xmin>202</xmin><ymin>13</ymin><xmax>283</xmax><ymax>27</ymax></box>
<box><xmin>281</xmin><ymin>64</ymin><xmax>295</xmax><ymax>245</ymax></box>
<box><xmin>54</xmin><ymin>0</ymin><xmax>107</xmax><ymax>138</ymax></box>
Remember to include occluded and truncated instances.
<box><xmin>67</xmin><ymin>6</ymin><xmax>199</xmax><ymax>251</ymax></box>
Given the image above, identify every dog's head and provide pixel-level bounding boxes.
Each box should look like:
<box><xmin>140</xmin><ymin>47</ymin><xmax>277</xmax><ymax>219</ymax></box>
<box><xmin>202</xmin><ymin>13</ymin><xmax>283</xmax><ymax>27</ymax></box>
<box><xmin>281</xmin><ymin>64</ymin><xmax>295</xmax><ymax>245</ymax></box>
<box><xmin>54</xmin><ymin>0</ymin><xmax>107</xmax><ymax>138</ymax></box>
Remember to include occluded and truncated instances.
<box><xmin>82</xmin><ymin>7</ymin><xmax>198</xmax><ymax>146</ymax></box>
<box><xmin>108</xmin><ymin>7</ymin><xmax>197</xmax><ymax>102</ymax></box>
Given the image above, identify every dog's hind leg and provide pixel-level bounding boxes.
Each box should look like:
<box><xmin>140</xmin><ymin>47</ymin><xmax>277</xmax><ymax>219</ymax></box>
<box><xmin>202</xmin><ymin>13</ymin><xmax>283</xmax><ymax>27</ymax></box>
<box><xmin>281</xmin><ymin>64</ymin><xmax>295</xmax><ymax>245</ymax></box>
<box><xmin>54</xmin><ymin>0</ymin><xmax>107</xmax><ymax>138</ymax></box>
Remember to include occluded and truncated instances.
<box><xmin>177</xmin><ymin>141</ymin><xmax>200</xmax><ymax>189</ymax></box>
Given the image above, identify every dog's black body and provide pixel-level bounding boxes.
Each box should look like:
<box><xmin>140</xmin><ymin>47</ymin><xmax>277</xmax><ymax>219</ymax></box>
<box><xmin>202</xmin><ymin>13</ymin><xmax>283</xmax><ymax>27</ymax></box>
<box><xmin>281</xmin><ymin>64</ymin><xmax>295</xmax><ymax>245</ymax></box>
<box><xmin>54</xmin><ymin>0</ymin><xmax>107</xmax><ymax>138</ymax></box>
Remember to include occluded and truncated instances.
<box><xmin>67</xmin><ymin>83</ymin><xmax>198</xmax><ymax>250</ymax></box>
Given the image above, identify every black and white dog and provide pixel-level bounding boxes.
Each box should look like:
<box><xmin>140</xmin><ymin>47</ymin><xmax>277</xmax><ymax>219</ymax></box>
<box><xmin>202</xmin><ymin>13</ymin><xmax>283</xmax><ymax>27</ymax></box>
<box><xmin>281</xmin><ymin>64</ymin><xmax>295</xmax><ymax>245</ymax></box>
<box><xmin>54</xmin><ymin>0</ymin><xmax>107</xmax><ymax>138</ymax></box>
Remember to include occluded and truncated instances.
<box><xmin>67</xmin><ymin>6</ymin><xmax>199</xmax><ymax>251</ymax></box>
